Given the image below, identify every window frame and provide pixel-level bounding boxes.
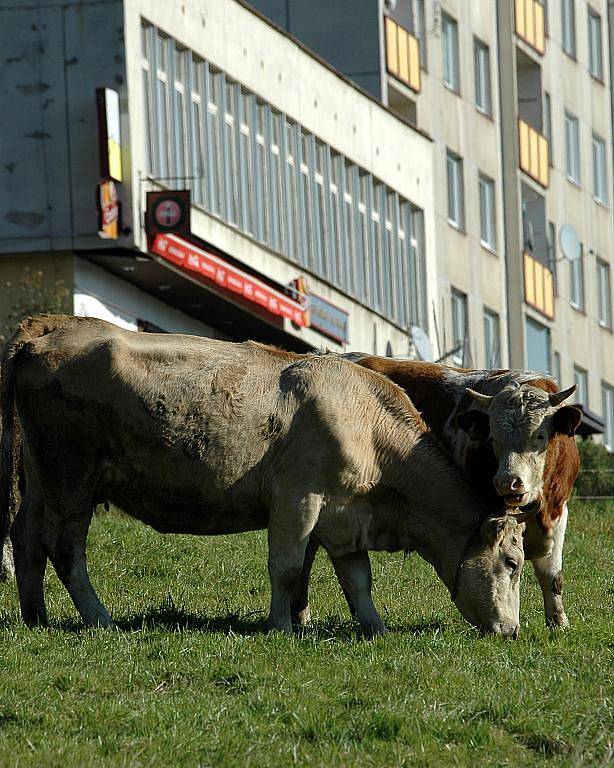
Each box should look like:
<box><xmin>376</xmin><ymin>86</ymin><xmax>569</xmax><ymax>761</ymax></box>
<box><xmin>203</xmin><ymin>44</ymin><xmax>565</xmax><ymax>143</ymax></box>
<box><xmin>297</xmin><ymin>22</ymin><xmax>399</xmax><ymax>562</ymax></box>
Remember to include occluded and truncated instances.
<box><xmin>564</xmin><ymin>111</ymin><xmax>581</xmax><ymax>185</ymax></box>
<box><xmin>573</xmin><ymin>365</ymin><xmax>588</xmax><ymax>407</ymax></box>
<box><xmin>591</xmin><ymin>132</ymin><xmax>608</xmax><ymax>205</ymax></box>
<box><xmin>473</xmin><ymin>36</ymin><xmax>492</xmax><ymax>116</ymax></box>
<box><xmin>450</xmin><ymin>288</ymin><xmax>468</xmax><ymax>367</ymax></box>
<box><xmin>478</xmin><ymin>173</ymin><xmax>496</xmax><ymax>251</ymax></box>
<box><xmin>597</xmin><ymin>259</ymin><xmax>612</xmax><ymax>328</ymax></box>
<box><xmin>602</xmin><ymin>382</ymin><xmax>614</xmax><ymax>450</ymax></box>
<box><xmin>483</xmin><ymin>308</ymin><xmax>501</xmax><ymax>369</ymax></box>
<box><xmin>588</xmin><ymin>8</ymin><xmax>603</xmax><ymax>80</ymax></box>
<box><xmin>442</xmin><ymin>13</ymin><xmax>460</xmax><ymax>93</ymax></box>
<box><xmin>561</xmin><ymin>0</ymin><xmax>576</xmax><ymax>58</ymax></box>
<box><xmin>570</xmin><ymin>249</ymin><xmax>585</xmax><ymax>310</ymax></box>
<box><xmin>446</xmin><ymin>150</ymin><xmax>465</xmax><ymax>230</ymax></box>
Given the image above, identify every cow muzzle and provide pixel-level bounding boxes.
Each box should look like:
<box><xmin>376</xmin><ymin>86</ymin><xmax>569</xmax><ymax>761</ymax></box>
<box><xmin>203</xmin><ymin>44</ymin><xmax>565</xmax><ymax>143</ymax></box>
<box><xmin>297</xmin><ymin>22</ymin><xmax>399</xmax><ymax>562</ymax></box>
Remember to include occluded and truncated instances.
<box><xmin>495</xmin><ymin>476</ymin><xmax>528</xmax><ymax>506</ymax></box>
<box><xmin>483</xmin><ymin>621</ymin><xmax>520</xmax><ymax>639</ymax></box>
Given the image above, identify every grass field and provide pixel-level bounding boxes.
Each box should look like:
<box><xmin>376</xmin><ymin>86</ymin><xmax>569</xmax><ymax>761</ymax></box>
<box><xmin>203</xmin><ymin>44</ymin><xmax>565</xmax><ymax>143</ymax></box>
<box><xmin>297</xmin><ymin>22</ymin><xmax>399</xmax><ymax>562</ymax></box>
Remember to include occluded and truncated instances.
<box><xmin>0</xmin><ymin>502</ymin><xmax>612</xmax><ymax>767</ymax></box>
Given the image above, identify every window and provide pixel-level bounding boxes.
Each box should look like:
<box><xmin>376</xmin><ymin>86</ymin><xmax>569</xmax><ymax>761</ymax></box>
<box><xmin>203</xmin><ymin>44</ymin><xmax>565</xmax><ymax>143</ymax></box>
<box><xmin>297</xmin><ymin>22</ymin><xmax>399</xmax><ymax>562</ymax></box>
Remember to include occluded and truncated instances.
<box><xmin>573</xmin><ymin>365</ymin><xmax>588</xmax><ymax>406</ymax></box>
<box><xmin>414</xmin><ymin>0</ymin><xmax>427</xmax><ymax>69</ymax></box>
<box><xmin>483</xmin><ymin>309</ymin><xmax>500</xmax><ymax>368</ymax></box>
<box><xmin>588</xmin><ymin>9</ymin><xmax>603</xmax><ymax>79</ymax></box>
<box><xmin>602</xmin><ymin>383</ymin><xmax>614</xmax><ymax>450</ymax></box>
<box><xmin>138</xmin><ymin>21</ymin><xmax>429</xmax><ymax>333</ymax></box>
<box><xmin>597</xmin><ymin>259</ymin><xmax>612</xmax><ymax>328</ymax></box>
<box><xmin>543</xmin><ymin>92</ymin><xmax>552</xmax><ymax>164</ymax></box>
<box><xmin>474</xmin><ymin>38</ymin><xmax>491</xmax><ymax>115</ymax></box>
<box><xmin>141</xmin><ymin>24</ymin><xmax>154</xmax><ymax>174</ymax></box>
<box><xmin>442</xmin><ymin>14</ymin><xmax>460</xmax><ymax>91</ymax></box>
<box><xmin>446</xmin><ymin>150</ymin><xmax>464</xmax><ymax>228</ymax></box>
<box><xmin>451</xmin><ymin>289</ymin><xmax>468</xmax><ymax>366</ymax></box>
<box><xmin>553</xmin><ymin>351</ymin><xmax>561</xmax><ymax>386</ymax></box>
<box><xmin>525</xmin><ymin>317</ymin><xmax>551</xmax><ymax>374</ymax></box>
<box><xmin>190</xmin><ymin>57</ymin><xmax>206</xmax><ymax>206</ymax></box>
<box><xmin>564</xmin><ymin>112</ymin><xmax>580</xmax><ymax>183</ymax></box>
<box><xmin>592</xmin><ymin>133</ymin><xmax>608</xmax><ymax>204</ymax></box>
<box><xmin>207</xmin><ymin>66</ymin><xmax>224</xmax><ymax>217</ymax></box>
<box><xmin>570</xmin><ymin>249</ymin><xmax>584</xmax><ymax>309</ymax></box>
<box><xmin>561</xmin><ymin>0</ymin><xmax>576</xmax><ymax>56</ymax></box>
<box><xmin>479</xmin><ymin>174</ymin><xmax>496</xmax><ymax>250</ymax></box>
<box><xmin>172</xmin><ymin>46</ymin><xmax>188</xmax><ymax>190</ymax></box>
<box><xmin>548</xmin><ymin>220</ymin><xmax>558</xmax><ymax>295</ymax></box>
<box><xmin>155</xmin><ymin>33</ymin><xmax>171</xmax><ymax>180</ymax></box>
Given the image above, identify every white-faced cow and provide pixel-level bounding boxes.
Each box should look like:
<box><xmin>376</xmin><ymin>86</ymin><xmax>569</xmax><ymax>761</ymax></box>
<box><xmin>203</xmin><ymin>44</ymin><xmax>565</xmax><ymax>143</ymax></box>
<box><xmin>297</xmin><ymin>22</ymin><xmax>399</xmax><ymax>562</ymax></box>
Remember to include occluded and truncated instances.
<box><xmin>0</xmin><ymin>316</ymin><xmax>533</xmax><ymax>637</ymax></box>
<box><xmin>294</xmin><ymin>357</ymin><xmax>580</xmax><ymax>628</ymax></box>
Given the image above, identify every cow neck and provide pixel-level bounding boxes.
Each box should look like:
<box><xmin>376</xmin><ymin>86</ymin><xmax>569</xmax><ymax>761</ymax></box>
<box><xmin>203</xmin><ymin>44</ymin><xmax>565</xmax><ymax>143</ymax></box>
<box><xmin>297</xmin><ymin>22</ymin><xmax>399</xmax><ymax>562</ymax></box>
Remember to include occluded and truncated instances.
<box><xmin>383</xmin><ymin>433</ymin><xmax>486</xmax><ymax>593</ymax></box>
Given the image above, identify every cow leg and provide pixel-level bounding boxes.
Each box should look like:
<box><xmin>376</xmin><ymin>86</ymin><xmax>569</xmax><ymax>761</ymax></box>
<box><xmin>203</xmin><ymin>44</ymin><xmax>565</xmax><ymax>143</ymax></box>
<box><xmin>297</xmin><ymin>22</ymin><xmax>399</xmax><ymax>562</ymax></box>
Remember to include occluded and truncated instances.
<box><xmin>43</xmin><ymin>500</ymin><xmax>113</xmax><ymax>628</ymax></box>
<box><xmin>290</xmin><ymin>536</ymin><xmax>319</xmax><ymax>626</ymax></box>
<box><xmin>532</xmin><ymin>503</ymin><xmax>569</xmax><ymax>628</ymax></box>
<box><xmin>267</xmin><ymin>495</ymin><xmax>321</xmax><ymax>634</ymax></box>
<box><xmin>11</xmin><ymin>492</ymin><xmax>48</xmax><ymax>627</ymax></box>
<box><xmin>329</xmin><ymin>551</ymin><xmax>386</xmax><ymax>637</ymax></box>
<box><xmin>290</xmin><ymin>538</ymin><xmax>358</xmax><ymax>625</ymax></box>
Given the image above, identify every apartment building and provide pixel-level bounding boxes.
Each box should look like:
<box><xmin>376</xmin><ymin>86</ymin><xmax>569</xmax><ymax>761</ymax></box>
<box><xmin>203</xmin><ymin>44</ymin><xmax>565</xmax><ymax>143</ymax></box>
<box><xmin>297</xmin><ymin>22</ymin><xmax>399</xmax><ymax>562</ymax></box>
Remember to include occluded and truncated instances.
<box><xmin>251</xmin><ymin>0</ymin><xmax>614</xmax><ymax>447</ymax></box>
<box><xmin>0</xmin><ymin>0</ymin><xmax>436</xmax><ymax>358</ymax></box>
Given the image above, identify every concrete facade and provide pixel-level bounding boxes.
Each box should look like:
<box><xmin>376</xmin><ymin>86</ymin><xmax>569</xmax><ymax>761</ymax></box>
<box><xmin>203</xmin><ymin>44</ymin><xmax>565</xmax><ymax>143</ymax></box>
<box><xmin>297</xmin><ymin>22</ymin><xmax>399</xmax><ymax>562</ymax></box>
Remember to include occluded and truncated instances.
<box><xmin>250</xmin><ymin>0</ymin><xmax>614</xmax><ymax>443</ymax></box>
<box><xmin>1</xmin><ymin>0</ymin><xmax>436</xmax><ymax>358</ymax></box>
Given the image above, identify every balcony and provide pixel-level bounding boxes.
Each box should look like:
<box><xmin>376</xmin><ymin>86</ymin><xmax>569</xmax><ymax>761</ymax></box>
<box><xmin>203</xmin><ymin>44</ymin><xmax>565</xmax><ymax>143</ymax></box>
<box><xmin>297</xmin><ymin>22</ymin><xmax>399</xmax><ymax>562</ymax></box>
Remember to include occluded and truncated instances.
<box><xmin>524</xmin><ymin>251</ymin><xmax>554</xmax><ymax>319</ymax></box>
<box><xmin>515</xmin><ymin>0</ymin><xmax>546</xmax><ymax>55</ymax></box>
<box><xmin>385</xmin><ymin>16</ymin><xmax>421</xmax><ymax>94</ymax></box>
<box><xmin>518</xmin><ymin>118</ymin><xmax>549</xmax><ymax>187</ymax></box>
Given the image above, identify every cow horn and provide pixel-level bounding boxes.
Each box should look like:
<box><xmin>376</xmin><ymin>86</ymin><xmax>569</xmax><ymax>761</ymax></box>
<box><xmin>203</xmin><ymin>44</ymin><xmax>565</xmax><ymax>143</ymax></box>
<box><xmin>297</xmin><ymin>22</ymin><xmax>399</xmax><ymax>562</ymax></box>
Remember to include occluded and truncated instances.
<box><xmin>507</xmin><ymin>502</ymin><xmax>540</xmax><ymax>523</ymax></box>
<box><xmin>466</xmin><ymin>388</ymin><xmax>494</xmax><ymax>407</ymax></box>
<box><xmin>549</xmin><ymin>384</ymin><xmax>577</xmax><ymax>407</ymax></box>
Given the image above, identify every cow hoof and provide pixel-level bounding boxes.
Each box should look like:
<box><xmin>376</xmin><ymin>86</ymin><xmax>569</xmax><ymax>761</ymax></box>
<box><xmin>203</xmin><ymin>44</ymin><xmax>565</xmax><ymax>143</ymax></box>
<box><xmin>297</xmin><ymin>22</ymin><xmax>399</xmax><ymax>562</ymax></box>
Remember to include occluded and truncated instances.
<box><xmin>362</xmin><ymin>622</ymin><xmax>388</xmax><ymax>639</ymax></box>
<box><xmin>547</xmin><ymin>612</ymin><xmax>570</xmax><ymax>629</ymax></box>
<box><xmin>291</xmin><ymin>605</ymin><xmax>312</xmax><ymax>626</ymax></box>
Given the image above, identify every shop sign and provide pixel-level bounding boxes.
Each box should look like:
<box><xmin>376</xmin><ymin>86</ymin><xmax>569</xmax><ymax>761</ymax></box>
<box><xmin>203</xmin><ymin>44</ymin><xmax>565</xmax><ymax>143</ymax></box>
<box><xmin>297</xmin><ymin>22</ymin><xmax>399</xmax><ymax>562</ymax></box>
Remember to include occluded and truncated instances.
<box><xmin>151</xmin><ymin>233</ymin><xmax>309</xmax><ymax>327</ymax></box>
<box><xmin>96</xmin><ymin>88</ymin><xmax>122</xmax><ymax>182</ymax></box>
<box><xmin>97</xmin><ymin>180</ymin><xmax>120</xmax><ymax>239</ymax></box>
<box><xmin>309</xmin><ymin>293</ymin><xmax>350</xmax><ymax>344</ymax></box>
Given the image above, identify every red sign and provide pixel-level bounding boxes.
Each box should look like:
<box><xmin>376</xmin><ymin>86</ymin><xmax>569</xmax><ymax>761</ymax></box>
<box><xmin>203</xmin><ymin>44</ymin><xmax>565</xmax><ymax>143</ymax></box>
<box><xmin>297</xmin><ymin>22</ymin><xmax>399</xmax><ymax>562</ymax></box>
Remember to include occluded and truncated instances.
<box><xmin>154</xmin><ymin>200</ymin><xmax>182</xmax><ymax>228</ymax></box>
<box><xmin>151</xmin><ymin>233</ymin><xmax>309</xmax><ymax>327</ymax></box>
<box><xmin>97</xmin><ymin>180</ymin><xmax>119</xmax><ymax>239</ymax></box>
<box><xmin>146</xmin><ymin>190</ymin><xmax>191</xmax><ymax>236</ymax></box>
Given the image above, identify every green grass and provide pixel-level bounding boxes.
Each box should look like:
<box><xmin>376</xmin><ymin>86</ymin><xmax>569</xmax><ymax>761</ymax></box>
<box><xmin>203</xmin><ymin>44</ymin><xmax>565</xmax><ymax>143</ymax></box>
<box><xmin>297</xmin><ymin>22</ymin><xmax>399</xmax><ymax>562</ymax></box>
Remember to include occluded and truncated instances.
<box><xmin>0</xmin><ymin>503</ymin><xmax>612</xmax><ymax>767</ymax></box>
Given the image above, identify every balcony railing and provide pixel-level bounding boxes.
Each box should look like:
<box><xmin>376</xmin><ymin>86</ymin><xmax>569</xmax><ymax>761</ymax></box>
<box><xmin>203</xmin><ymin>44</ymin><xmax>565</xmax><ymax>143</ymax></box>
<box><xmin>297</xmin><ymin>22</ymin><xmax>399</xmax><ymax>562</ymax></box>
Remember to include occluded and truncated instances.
<box><xmin>524</xmin><ymin>251</ymin><xmax>554</xmax><ymax>319</ymax></box>
<box><xmin>515</xmin><ymin>0</ymin><xmax>546</xmax><ymax>55</ymax></box>
<box><xmin>518</xmin><ymin>118</ymin><xmax>549</xmax><ymax>187</ymax></box>
<box><xmin>385</xmin><ymin>16</ymin><xmax>421</xmax><ymax>93</ymax></box>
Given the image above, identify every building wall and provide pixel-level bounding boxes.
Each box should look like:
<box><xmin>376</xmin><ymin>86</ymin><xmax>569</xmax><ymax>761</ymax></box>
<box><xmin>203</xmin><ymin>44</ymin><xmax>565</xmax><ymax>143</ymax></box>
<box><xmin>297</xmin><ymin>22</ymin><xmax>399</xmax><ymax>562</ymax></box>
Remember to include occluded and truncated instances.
<box><xmin>0</xmin><ymin>0</ymin><xmax>132</xmax><ymax>254</ymax></box>
<box><xmin>404</xmin><ymin>0</ymin><xmax>508</xmax><ymax>367</ymax></box>
<box><xmin>538</xmin><ymin>0</ymin><xmax>614</xmax><ymax>413</ymax></box>
<box><xmin>122</xmin><ymin>0</ymin><xmax>438</xmax><ymax>354</ymax></box>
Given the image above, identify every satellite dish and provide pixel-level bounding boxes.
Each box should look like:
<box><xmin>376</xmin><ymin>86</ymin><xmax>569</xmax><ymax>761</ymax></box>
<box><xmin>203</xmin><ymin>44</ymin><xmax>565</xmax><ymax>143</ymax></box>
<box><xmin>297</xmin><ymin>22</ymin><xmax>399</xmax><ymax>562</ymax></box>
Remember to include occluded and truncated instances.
<box><xmin>411</xmin><ymin>326</ymin><xmax>434</xmax><ymax>362</ymax></box>
<box><xmin>559</xmin><ymin>224</ymin><xmax>581</xmax><ymax>262</ymax></box>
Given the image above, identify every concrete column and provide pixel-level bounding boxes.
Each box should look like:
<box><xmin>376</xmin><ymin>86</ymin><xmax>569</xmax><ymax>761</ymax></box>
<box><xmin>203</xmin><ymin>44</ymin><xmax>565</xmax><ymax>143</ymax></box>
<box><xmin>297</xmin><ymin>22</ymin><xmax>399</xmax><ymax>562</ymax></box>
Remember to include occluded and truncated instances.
<box><xmin>496</xmin><ymin>0</ymin><xmax>526</xmax><ymax>369</ymax></box>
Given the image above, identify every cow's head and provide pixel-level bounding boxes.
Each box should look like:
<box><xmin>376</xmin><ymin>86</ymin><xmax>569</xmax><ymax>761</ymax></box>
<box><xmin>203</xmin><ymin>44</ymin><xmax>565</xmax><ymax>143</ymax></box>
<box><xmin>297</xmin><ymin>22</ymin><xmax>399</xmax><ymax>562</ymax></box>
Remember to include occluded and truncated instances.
<box><xmin>453</xmin><ymin>508</ymin><xmax>532</xmax><ymax>637</ymax></box>
<box><xmin>457</xmin><ymin>383</ymin><xmax>582</xmax><ymax>507</ymax></box>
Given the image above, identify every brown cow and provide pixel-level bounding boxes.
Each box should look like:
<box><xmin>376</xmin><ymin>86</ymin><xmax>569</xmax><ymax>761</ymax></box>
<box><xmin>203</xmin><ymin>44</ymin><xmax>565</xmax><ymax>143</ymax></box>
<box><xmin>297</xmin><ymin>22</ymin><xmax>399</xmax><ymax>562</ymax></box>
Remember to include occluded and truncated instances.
<box><xmin>0</xmin><ymin>316</ymin><xmax>534</xmax><ymax>636</ymax></box>
<box><xmin>293</xmin><ymin>357</ymin><xmax>581</xmax><ymax>629</ymax></box>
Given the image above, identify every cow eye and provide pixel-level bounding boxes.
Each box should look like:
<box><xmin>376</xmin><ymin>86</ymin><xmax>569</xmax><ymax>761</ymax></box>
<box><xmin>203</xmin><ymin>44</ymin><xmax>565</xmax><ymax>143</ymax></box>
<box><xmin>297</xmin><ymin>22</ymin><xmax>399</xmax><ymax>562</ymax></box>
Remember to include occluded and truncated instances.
<box><xmin>505</xmin><ymin>557</ymin><xmax>518</xmax><ymax>574</ymax></box>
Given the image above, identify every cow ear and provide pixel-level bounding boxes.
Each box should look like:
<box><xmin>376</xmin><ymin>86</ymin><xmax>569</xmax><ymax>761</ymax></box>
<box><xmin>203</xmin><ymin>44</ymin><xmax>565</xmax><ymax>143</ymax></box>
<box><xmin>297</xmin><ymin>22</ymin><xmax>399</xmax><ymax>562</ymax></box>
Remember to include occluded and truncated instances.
<box><xmin>480</xmin><ymin>517</ymin><xmax>508</xmax><ymax>549</ymax></box>
<box><xmin>456</xmin><ymin>409</ymin><xmax>490</xmax><ymax>441</ymax></box>
<box><xmin>552</xmin><ymin>405</ymin><xmax>582</xmax><ymax>437</ymax></box>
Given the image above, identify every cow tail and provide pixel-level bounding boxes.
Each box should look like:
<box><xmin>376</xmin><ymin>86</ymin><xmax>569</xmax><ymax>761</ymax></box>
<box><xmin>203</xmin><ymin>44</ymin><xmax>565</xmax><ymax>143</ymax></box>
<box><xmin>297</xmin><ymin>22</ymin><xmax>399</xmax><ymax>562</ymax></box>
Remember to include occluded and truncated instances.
<box><xmin>0</xmin><ymin>315</ymin><xmax>63</xmax><ymax>581</ymax></box>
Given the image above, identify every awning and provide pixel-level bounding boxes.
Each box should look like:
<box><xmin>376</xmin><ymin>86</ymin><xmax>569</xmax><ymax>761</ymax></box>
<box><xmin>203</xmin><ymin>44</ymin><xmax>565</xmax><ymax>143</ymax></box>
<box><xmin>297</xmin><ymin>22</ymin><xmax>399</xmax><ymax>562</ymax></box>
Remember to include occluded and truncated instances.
<box><xmin>150</xmin><ymin>233</ymin><xmax>309</xmax><ymax>327</ymax></box>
